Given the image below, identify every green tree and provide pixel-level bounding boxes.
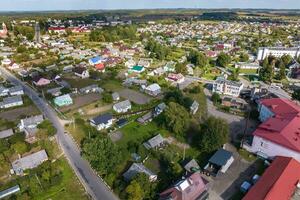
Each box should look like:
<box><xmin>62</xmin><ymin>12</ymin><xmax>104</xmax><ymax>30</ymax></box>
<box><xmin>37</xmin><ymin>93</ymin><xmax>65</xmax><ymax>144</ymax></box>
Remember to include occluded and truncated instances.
<box><xmin>216</xmin><ymin>52</ymin><xmax>231</xmax><ymax>68</ymax></box>
<box><xmin>12</xmin><ymin>141</ymin><xmax>28</xmax><ymax>154</ymax></box>
<box><xmin>37</xmin><ymin>120</ymin><xmax>56</xmax><ymax>137</ymax></box>
<box><xmin>175</xmin><ymin>62</ymin><xmax>187</xmax><ymax>75</ymax></box>
<box><xmin>163</xmin><ymin>102</ymin><xmax>190</xmax><ymax>136</ymax></box>
<box><xmin>292</xmin><ymin>89</ymin><xmax>300</xmax><ymax>101</ymax></box>
<box><xmin>211</xmin><ymin>92</ymin><xmax>222</xmax><ymax>105</ymax></box>
<box><xmin>277</xmin><ymin>60</ymin><xmax>286</xmax><ymax>80</ymax></box>
<box><xmin>102</xmin><ymin>92</ymin><xmax>113</xmax><ymax>103</ymax></box>
<box><xmin>125</xmin><ymin>180</ymin><xmax>143</xmax><ymax>200</ymax></box>
<box><xmin>187</xmin><ymin>50</ymin><xmax>208</xmax><ymax>68</ymax></box>
<box><xmin>239</xmin><ymin>53</ymin><xmax>249</xmax><ymax>62</ymax></box>
<box><xmin>259</xmin><ymin>57</ymin><xmax>274</xmax><ymax>83</ymax></box>
<box><xmin>134</xmin><ymin>173</ymin><xmax>156</xmax><ymax>199</ymax></box>
<box><xmin>82</xmin><ymin>136</ymin><xmax>122</xmax><ymax>175</ymax></box>
<box><xmin>199</xmin><ymin>116</ymin><xmax>229</xmax><ymax>153</ymax></box>
<box><xmin>281</xmin><ymin>54</ymin><xmax>292</xmax><ymax>66</ymax></box>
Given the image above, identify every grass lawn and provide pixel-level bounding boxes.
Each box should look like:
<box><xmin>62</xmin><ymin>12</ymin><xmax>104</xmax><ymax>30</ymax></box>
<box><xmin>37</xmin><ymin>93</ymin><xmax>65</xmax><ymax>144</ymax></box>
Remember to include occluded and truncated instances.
<box><xmin>65</xmin><ymin>122</ymin><xmax>88</xmax><ymax>145</ymax></box>
<box><xmin>238</xmin><ymin>148</ymin><xmax>257</xmax><ymax>162</ymax></box>
<box><xmin>64</xmin><ymin>77</ymin><xmax>97</xmax><ymax>89</ymax></box>
<box><xmin>101</xmin><ymin>79</ymin><xmax>124</xmax><ymax>92</ymax></box>
<box><xmin>117</xmin><ymin>121</ymin><xmax>170</xmax><ymax>148</ymax></box>
<box><xmin>239</xmin><ymin>68</ymin><xmax>258</xmax><ymax>74</ymax></box>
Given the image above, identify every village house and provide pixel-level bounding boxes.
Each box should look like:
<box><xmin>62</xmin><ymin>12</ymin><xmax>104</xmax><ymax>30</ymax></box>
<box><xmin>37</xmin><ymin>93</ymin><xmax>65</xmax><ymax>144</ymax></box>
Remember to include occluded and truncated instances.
<box><xmin>90</xmin><ymin>113</ymin><xmax>113</xmax><ymax>131</ymax></box>
<box><xmin>243</xmin><ymin>156</ymin><xmax>300</xmax><ymax>200</ymax></box>
<box><xmin>244</xmin><ymin>98</ymin><xmax>300</xmax><ymax>162</ymax></box>
<box><xmin>183</xmin><ymin>159</ymin><xmax>200</xmax><ymax>173</ymax></box>
<box><xmin>19</xmin><ymin>114</ymin><xmax>44</xmax><ymax>142</ymax></box>
<box><xmin>0</xmin><ymin>85</ymin><xmax>9</xmax><ymax>96</ymax></box>
<box><xmin>47</xmin><ymin>87</ymin><xmax>63</xmax><ymax>97</ymax></box>
<box><xmin>54</xmin><ymin>94</ymin><xmax>73</xmax><ymax>107</ymax></box>
<box><xmin>12</xmin><ymin>150</ymin><xmax>48</xmax><ymax>175</ymax></box>
<box><xmin>0</xmin><ymin>129</ymin><xmax>14</xmax><ymax>139</ymax></box>
<box><xmin>144</xmin><ymin>83</ymin><xmax>161</xmax><ymax>97</ymax></box>
<box><xmin>159</xmin><ymin>172</ymin><xmax>209</xmax><ymax>200</ymax></box>
<box><xmin>123</xmin><ymin>163</ymin><xmax>157</xmax><ymax>182</ymax></box>
<box><xmin>143</xmin><ymin>134</ymin><xmax>166</xmax><ymax>150</ymax></box>
<box><xmin>74</xmin><ymin>67</ymin><xmax>90</xmax><ymax>79</ymax></box>
<box><xmin>9</xmin><ymin>86</ymin><xmax>24</xmax><ymax>96</ymax></box>
<box><xmin>0</xmin><ymin>96</ymin><xmax>23</xmax><ymax>109</ymax></box>
<box><xmin>32</xmin><ymin>77</ymin><xmax>51</xmax><ymax>87</ymax></box>
<box><xmin>166</xmin><ymin>73</ymin><xmax>185</xmax><ymax>84</ymax></box>
<box><xmin>204</xmin><ymin>148</ymin><xmax>234</xmax><ymax>177</ymax></box>
<box><xmin>113</xmin><ymin>100</ymin><xmax>131</xmax><ymax>113</ymax></box>
<box><xmin>112</xmin><ymin>92</ymin><xmax>120</xmax><ymax>101</ymax></box>
<box><xmin>79</xmin><ymin>84</ymin><xmax>103</xmax><ymax>94</ymax></box>
<box><xmin>89</xmin><ymin>56</ymin><xmax>104</xmax><ymax>65</ymax></box>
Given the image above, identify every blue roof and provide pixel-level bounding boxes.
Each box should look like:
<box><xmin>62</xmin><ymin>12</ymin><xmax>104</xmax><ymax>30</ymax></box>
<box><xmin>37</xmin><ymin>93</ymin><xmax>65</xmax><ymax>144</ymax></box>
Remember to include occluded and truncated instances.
<box><xmin>209</xmin><ymin>149</ymin><xmax>233</xmax><ymax>166</ymax></box>
<box><xmin>91</xmin><ymin>113</ymin><xmax>112</xmax><ymax>125</ymax></box>
<box><xmin>89</xmin><ymin>56</ymin><xmax>101</xmax><ymax>64</ymax></box>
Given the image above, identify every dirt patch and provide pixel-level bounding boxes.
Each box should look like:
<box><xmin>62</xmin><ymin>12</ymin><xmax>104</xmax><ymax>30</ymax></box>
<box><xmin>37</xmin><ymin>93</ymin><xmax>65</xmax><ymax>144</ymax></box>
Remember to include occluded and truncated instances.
<box><xmin>118</xmin><ymin>89</ymin><xmax>152</xmax><ymax>105</ymax></box>
<box><xmin>86</xmin><ymin>104</ymin><xmax>112</xmax><ymax>116</ymax></box>
<box><xmin>0</xmin><ymin>105</ymin><xmax>40</xmax><ymax>121</ymax></box>
<box><xmin>60</xmin><ymin>93</ymin><xmax>101</xmax><ymax>112</ymax></box>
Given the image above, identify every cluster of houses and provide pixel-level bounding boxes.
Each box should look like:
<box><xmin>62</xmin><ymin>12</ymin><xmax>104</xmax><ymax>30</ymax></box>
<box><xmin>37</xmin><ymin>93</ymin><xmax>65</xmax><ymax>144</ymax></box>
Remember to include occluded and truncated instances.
<box><xmin>0</xmin><ymin>84</ymin><xmax>24</xmax><ymax>109</ymax></box>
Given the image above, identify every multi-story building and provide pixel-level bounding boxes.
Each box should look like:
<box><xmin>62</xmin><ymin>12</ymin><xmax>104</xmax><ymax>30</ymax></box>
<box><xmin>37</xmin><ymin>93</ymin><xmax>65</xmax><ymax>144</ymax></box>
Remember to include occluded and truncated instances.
<box><xmin>257</xmin><ymin>47</ymin><xmax>300</xmax><ymax>61</ymax></box>
<box><xmin>246</xmin><ymin>98</ymin><xmax>300</xmax><ymax>162</ymax></box>
<box><xmin>212</xmin><ymin>77</ymin><xmax>243</xmax><ymax>97</ymax></box>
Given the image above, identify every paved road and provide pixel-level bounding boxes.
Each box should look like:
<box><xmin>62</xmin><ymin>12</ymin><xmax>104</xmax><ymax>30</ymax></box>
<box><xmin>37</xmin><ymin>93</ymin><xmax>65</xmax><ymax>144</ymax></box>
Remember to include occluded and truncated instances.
<box><xmin>0</xmin><ymin>67</ymin><xmax>118</xmax><ymax>200</ymax></box>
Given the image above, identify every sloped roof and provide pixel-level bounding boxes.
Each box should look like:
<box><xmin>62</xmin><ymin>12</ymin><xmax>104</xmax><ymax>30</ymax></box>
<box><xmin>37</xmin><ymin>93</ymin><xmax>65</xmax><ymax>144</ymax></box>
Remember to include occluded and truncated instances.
<box><xmin>243</xmin><ymin>156</ymin><xmax>300</xmax><ymax>200</ymax></box>
<box><xmin>143</xmin><ymin>134</ymin><xmax>165</xmax><ymax>149</ymax></box>
<box><xmin>209</xmin><ymin>149</ymin><xmax>233</xmax><ymax>166</ymax></box>
<box><xmin>159</xmin><ymin>172</ymin><xmax>208</xmax><ymax>200</ymax></box>
<box><xmin>123</xmin><ymin>163</ymin><xmax>156</xmax><ymax>181</ymax></box>
<box><xmin>91</xmin><ymin>113</ymin><xmax>113</xmax><ymax>125</ymax></box>
<box><xmin>254</xmin><ymin>98</ymin><xmax>300</xmax><ymax>152</ymax></box>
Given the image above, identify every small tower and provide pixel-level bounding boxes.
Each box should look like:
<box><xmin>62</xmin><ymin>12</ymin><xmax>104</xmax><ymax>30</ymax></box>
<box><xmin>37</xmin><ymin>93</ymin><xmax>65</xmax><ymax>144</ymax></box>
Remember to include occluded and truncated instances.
<box><xmin>34</xmin><ymin>22</ymin><xmax>41</xmax><ymax>43</ymax></box>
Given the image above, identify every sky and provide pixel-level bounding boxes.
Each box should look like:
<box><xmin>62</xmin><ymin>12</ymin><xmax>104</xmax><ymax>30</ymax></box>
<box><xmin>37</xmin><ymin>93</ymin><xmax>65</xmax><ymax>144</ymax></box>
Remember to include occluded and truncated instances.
<box><xmin>0</xmin><ymin>0</ymin><xmax>300</xmax><ymax>11</ymax></box>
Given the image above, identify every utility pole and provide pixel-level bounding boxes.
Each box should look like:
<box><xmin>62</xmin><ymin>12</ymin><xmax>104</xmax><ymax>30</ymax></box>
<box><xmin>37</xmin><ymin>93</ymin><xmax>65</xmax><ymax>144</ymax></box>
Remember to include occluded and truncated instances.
<box><xmin>183</xmin><ymin>146</ymin><xmax>186</xmax><ymax>161</ymax></box>
<box><xmin>241</xmin><ymin>108</ymin><xmax>251</xmax><ymax>148</ymax></box>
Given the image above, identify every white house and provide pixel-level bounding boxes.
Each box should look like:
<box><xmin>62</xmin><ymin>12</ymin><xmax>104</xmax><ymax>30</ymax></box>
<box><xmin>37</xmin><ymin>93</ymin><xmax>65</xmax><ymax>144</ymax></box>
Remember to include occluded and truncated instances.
<box><xmin>90</xmin><ymin>113</ymin><xmax>113</xmax><ymax>131</ymax></box>
<box><xmin>0</xmin><ymin>96</ymin><xmax>23</xmax><ymax>109</ymax></box>
<box><xmin>245</xmin><ymin>98</ymin><xmax>300</xmax><ymax>162</ymax></box>
<box><xmin>9</xmin><ymin>86</ymin><xmax>24</xmax><ymax>96</ymax></box>
<box><xmin>113</xmin><ymin>100</ymin><xmax>131</xmax><ymax>113</ymax></box>
<box><xmin>144</xmin><ymin>83</ymin><xmax>161</xmax><ymax>97</ymax></box>
<box><xmin>74</xmin><ymin>67</ymin><xmax>89</xmax><ymax>79</ymax></box>
<box><xmin>212</xmin><ymin>77</ymin><xmax>243</xmax><ymax>97</ymax></box>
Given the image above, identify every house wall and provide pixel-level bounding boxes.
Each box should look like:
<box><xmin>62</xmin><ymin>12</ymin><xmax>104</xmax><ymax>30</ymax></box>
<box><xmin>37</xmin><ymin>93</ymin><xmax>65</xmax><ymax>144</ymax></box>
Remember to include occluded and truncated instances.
<box><xmin>250</xmin><ymin>135</ymin><xmax>300</xmax><ymax>162</ymax></box>
<box><xmin>221</xmin><ymin>156</ymin><xmax>234</xmax><ymax>173</ymax></box>
<box><xmin>90</xmin><ymin>120</ymin><xmax>113</xmax><ymax>131</ymax></box>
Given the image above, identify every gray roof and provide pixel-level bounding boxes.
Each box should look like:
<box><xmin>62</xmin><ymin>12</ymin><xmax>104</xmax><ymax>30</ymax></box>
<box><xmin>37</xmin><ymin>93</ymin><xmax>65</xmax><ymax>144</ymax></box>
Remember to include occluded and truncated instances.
<box><xmin>1</xmin><ymin>95</ymin><xmax>23</xmax><ymax>105</ymax></box>
<box><xmin>184</xmin><ymin>159</ymin><xmax>200</xmax><ymax>172</ymax></box>
<box><xmin>12</xmin><ymin>150</ymin><xmax>48</xmax><ymax>174</ymax></box>
<box><xmin>113</xmin><ymin>100</ymin><xmax>131</xmax><ymax>111</ymax></box>
<box><xmin>123</xmin><ymin>163</ymin><xmax>156</xmax><ymax>181</ymax></box>
<box><xmin>215</xmin><ymin>77</ymin><xmax>243</xmax><ymax>87</ymax></box>
<box><xmin>79</xmin><ymin>84</ymin><xmax>103</xmax><ymax>93</ymax></box>
<box><xmin>143</xmin><ymin>134</ymin><xmax>165</xmax><ymax>149</ymax></box>
<box><xmin>0</xmin><ymin>129</ymin><xmax>14</xmax><ymax>139</ymax></box>
<box><xmin>91</xmin><ymin>113</ymin><xmax>113</xmax><ymax>125</ymax></box>
<box><xmin>9</xmin><ymin>86</ymin><xmax>23</xmax><ymax>94</ymax></box>
<box><xmin>137</xmin><ymin>112</ymin><xmax>153</xmax><ymax>124</ymax></box>
<box><xmin>21</xmin><ymin>115</ymin><xmax>44</xmax><ymax>127</ymax></box>
<box><xmin>112</xmin><ymin>92</ymin><xmax>120</xmax><ymax>101</ymax></box>
<box><xmin>209</xmin><ymin>149</ymin><xmax>233</xmax><ymax>166</ymax></box>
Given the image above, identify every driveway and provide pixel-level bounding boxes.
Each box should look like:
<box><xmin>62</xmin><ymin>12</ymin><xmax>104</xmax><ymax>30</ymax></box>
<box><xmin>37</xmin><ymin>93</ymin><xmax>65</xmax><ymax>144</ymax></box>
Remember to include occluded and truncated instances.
<box><xmin>206</xmin><ymin>144</ymin><xmax>256</xmax><ymax>200</ymax></box>
<box><xmin>118</xmin><ymin>88</ymin><xmax>152</xmax><ymax>105</ymax></box>
<box><xmin>204</xmin><ymin>88</ymin><xmax>259</xmax><ymax>141</ymax></box>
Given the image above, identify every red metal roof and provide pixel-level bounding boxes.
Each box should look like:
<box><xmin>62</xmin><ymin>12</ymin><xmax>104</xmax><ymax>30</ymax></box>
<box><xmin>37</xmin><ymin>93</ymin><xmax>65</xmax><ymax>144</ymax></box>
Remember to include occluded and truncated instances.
<box><xmin>243</xmin><ymin>156</ymin><xmax>300</xmax><ymax>200</ymax></box>
<box><xmin>254</xmin><ymin>98</ymin><xmax>300</xmax><ymax>152</ymax></box>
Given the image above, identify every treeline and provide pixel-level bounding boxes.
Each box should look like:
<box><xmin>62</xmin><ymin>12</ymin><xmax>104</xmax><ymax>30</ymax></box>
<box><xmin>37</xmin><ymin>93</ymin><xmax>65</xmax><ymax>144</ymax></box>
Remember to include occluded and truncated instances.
<box><xmin>89</xmin><ymin>25</ymin><xmax>137</xmax><ymax>42</ymax></box>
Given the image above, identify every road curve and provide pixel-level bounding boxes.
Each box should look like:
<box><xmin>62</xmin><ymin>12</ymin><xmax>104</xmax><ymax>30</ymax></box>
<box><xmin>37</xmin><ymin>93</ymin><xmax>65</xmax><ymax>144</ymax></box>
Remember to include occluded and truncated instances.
<box><xmin>0</xmin><ymin>67</ymin><xmax>118</xmax><ymax>200</ymax></box>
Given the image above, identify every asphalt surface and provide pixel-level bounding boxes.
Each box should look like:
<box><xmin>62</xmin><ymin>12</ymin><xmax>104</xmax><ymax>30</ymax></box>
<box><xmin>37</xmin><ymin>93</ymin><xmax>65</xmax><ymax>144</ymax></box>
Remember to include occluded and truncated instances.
<box><xmin>0</xmin><ymin>67</ymin><xmax>118</xmax><ymax>200</ymax></box>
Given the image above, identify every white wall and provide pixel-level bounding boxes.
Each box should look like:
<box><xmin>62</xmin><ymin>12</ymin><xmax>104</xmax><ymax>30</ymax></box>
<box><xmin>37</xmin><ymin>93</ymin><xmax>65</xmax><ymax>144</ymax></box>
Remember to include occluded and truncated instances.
<box><xmin>251</xmin><ymin>135</ymin><xmax>300</xmax><ymax>162</ymax></box>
